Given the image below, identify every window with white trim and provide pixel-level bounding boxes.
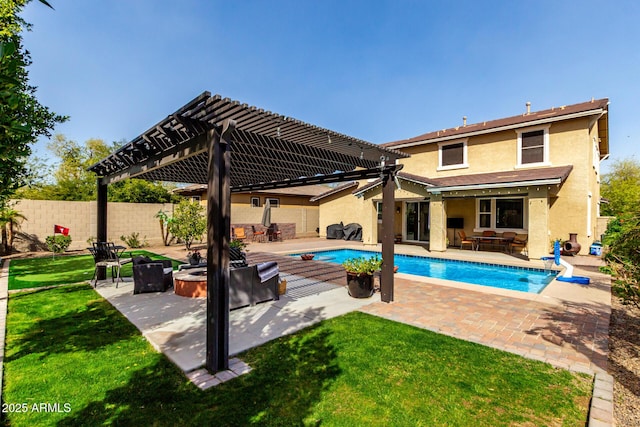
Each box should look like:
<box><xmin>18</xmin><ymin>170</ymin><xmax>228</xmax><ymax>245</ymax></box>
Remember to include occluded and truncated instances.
<box><xmin>251</xmin><ymin>197</ymin><xmax>260</xmax><ymax>207</ymax></box>
<box><xmin>438</xmin><ymin>140</ymin><xmax>468</xmax><ymax>170</ymax></box>
<box><xmin>267</xmin><ymin>198</ymin><xmax>280</xmax><ymax>208</ymax></box>
<box><xmin>476</xmin><ymin>197</ymin><xmax>527</xmax><ymax>231</ymax></box>
<box><xmin>516</xmin><ymin>125</ymin><xmax>549</xmax><ymax>166</ymax></box>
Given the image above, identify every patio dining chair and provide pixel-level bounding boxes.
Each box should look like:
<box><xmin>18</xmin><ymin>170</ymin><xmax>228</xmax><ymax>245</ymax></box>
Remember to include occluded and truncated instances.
<box><xmin>90</xmin><ymin>242</ymin><xmax>133</xmax><ymax>287</ymax></box>
<box><xmin>251</xmin><ymin>225</ymin><xmax>266</xmax><ymax>242</ymax></box>
<box><xmin>479</xmin><ymin>230</ymin><xmax>496</xmax><ymax>250</ymax></box>
<box><xmin>267</xmin><ymin>224</ymin><xmax>282</xmax><ymax>242</ymax></box>
<box><xmin>457</xmin><ymin>230</ymin><xmax>475</xmax><ymax>250</ymax></box>
<box><xmin>510</xmin><ymin>235</ymin><xmax>528</xmax><ymax>256</ymax></box>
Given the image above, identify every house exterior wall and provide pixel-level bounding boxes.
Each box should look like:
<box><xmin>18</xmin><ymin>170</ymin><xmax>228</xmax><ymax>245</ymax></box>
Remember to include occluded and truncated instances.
<box><xmin>317</xmin><ymin>111</ymin><xmax>608</xmax><ymax>258</ymax></box>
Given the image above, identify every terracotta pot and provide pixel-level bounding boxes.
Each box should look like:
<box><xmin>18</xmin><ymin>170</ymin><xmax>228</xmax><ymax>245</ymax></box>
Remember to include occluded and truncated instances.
<box><xmin>563</xmin><ymin>233</ymin><xmax>581</xmax><ymax>255</ymax></box>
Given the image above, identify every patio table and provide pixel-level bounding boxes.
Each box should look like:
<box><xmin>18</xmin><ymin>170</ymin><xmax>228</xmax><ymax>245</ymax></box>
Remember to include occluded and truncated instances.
<box><xmin>470</xmin><ymin>236</ymin><xmax>511</xmax><ymax>252</ymax></box>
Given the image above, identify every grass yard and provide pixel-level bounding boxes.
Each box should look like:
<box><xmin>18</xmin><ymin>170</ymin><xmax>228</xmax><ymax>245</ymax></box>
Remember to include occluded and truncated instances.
<box><xmin>6</xmin><ymin>250</ymin><xmax>181</xmax><ymax>290</ymax></box>
<box><xmin>2</xmin><ymin>283</ymin><xmax>592</xmax><ymax>426</ymax></box>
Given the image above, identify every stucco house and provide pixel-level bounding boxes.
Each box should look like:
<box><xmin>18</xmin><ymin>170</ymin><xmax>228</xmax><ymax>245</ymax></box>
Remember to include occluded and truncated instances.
<box><xmin>315</xmin><ymin>98</ymin><xmax>610</xmax><ymax>259</ymax></box>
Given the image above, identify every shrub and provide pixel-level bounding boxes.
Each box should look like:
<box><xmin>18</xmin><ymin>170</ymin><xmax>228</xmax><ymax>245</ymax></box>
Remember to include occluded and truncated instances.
<box><xmin>120</xmin><ymin>232</ymin><xmax>147</xmax><ymax>248</ymax></box>
<box><xmin>45</xmin><ymin>235</ymin><xmax>72</xmax><ymax>254</ymax></box>
<box><xmin>167</xmin><ymin>200</ymin><xmax>206</xmax><ymax>250</ymax></box>
<box><xmin>342</xmin><ymin>255</ymin><xmax>382</xmax><ymax>276</ymax></box>
<box><xmin>604</xmin><ymin>214</ymin><xmax>640</xmax><ymax>307</ymax></box>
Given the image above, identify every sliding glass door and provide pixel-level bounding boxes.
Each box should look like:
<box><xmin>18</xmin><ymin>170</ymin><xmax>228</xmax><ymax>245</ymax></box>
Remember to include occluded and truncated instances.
<box><xmin>405</xmin><ymin>201</ymin><xmax>429</xmax><ymax>242</ymax></box>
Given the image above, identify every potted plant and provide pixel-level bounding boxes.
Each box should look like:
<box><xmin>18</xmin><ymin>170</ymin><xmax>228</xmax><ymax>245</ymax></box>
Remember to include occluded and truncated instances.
<box><xmin>342</xmin><ymin>255</ymin><xmax>382</xmax><ymax>298</ymax></box>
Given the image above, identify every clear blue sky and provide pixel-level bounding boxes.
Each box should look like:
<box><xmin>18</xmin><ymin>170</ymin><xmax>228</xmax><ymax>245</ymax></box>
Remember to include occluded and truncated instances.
<box><xmin>22</xmin><ymin>0</ymin><xmax>639</xmax><ymax>174</ymax></box>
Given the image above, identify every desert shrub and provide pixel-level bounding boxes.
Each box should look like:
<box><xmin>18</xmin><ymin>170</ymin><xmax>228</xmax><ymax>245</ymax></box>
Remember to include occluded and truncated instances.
<box><xmin>45</xmin><ymin>235</ymin><xmax>72</xmax><ymax>254</ymax></box>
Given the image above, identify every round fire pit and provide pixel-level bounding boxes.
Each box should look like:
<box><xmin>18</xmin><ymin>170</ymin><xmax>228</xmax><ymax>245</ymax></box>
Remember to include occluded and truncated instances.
<box><xmin>174</xmin><ymin>269</ymin><xmax>207</xmax><ymax>298</ymax></box>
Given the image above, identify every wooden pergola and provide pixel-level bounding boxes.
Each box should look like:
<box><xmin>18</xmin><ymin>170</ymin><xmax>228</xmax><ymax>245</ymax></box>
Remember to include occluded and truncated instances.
<box><xmin>88</xmin><ymin>92</ymin><xmax>408</xmax><ymax>373</ymax></box>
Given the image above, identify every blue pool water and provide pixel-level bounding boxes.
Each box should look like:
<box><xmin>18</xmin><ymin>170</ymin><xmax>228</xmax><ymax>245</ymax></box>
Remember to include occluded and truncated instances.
<box><xmin>289</xmin><ymin>249</ymin><xmax>556</xmax><ymax>294</ymax></box>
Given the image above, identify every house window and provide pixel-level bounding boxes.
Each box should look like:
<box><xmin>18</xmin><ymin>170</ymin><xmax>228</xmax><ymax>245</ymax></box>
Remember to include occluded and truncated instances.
<box><xmin>496</xmin><ymin>199</ymin><xmax>524</xmax><ymax>229</ymax></box>
<box><xmin>438</xmin><ymin>140</ymin><xmax>468</xmax><ymax>170</ymax></box>
<box><xmin>266</xmin><ymin>198</ymin><xmax>280</xmax><ymax>208</ymax></box>
<box><xmin>479</xmin><ymin>199</ymin><xmax>492</xmax><ymax>228</ymax></box>
<box><xmin>517</xmin><ymin>125</ymin><xmax>549</xmax><ymax>166</ymax></box>
<box><xmin>251</xmin><ymin>197</ymin><xmax>260</xmax><ymax>207</ymax></box>
<box><xmin>376</xmin><ymin>202</ymin><xmax>383</xmax><ymax>222</ymax></box>
<box><xmin>191</xmin><ymin>196</ymin><xmax>201</xmax><ymax>202</ymax></box>
<box><xmin>477</xmin><ymin>197</ymin><xmax>526</xmax><ymax>231</ymax></box>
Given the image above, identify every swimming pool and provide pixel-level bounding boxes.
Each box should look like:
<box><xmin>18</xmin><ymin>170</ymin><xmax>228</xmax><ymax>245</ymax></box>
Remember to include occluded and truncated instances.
<box><xmin>289</xmin><ymin>249</ymin><xmax>556</xmax><ymax>294</ymax></box>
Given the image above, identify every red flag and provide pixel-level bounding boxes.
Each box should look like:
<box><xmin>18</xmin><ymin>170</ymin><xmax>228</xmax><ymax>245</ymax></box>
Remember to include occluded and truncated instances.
<box><xmin>54</xmin><ymin>225</ymin><xmax>70</xmax><ymax>236</ymax></box>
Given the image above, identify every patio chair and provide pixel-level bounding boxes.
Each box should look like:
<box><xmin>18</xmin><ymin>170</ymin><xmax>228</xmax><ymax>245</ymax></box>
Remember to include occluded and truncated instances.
<box><xmin>90</xmin><ymin>242</ymin><xmax>133</xmax><ymax>287</ymax></box>
<box><xmin>229</xmin><ymin>261</ymin><xmax>279</xmax><ymax>309</ymax></box>
<box><xmin>251</xmin><ymin>225</ymin><xmax>266</xmax><ymax>242</ymax></box>
<box><xmin>230</xmin><ymin>246</ymin><xmax>248</xmax><ymax>268</ymax></box>
<box><xmin>479</xmin><ymin>230</ymin><xmax>496</xmax><ymax>250</ymax></box>
<box><xmin>458</xmin><ymin>230</ymin><xmax>474</xmax><ymax>250</ymax></box>
<box><xmin>267</xmin><ymin>224</ymin><xmax>282</xmax><ymax>242</ymax></box>
<box><xmin>232</xmin><ymin>227</ymin><xmax>247</xmax><ymax>241</ymax></box>
<box><xmin>132</xmin><ymin>256</ymin><xmax>174</xmax><ymax>294</ymax></box>
<box><xmin>510</xmin><ymin>235</ymin><xmax>528</xmax><ymax>256</ymax></box>
<box><xmin>501</xmin><ymin>231</ymin><xmax>517</xmax><ymax>252</ymax></box>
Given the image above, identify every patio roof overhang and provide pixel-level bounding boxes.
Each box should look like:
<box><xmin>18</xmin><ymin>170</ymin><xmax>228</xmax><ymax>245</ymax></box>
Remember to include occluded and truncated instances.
<box><xmin>88</xmin><ymin>92</ymin><xmax>408</xmax><ymax>374</ymax></box>
<box><xmin>425</xmin><ymin>165</ymin><xmax>573</xmax><ymax>194</ymax></box>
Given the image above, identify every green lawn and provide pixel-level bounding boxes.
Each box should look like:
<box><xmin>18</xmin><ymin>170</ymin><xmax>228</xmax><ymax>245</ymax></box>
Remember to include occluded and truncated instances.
<box><xmin>6</xmin><ymin>250</ymin><xmax>181</xmax><ymax>290</ymax></box>
<box><xmin>2</xmin><ymin>282</ymin><xmax>592</xmax><ymax>426</ymax></box>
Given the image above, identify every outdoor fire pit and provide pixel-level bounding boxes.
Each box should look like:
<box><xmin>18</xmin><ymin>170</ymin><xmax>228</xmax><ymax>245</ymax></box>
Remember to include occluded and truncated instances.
<box><xmin>173</xmin><ymin>269</ymin><xmax>207</xmax><ymax>298</ymax></box>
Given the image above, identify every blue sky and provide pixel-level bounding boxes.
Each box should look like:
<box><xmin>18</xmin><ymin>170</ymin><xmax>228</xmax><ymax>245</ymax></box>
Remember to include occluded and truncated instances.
<box><xmin>21</xmin><ymin>0</ymin><xmax>639</xmax><ymax>174</ymax></box>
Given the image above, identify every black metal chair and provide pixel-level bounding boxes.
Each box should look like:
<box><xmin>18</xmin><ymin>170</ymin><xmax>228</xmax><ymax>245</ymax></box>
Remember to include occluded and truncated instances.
<box><xmin>132</xmin><ymin>256</ymin><xmax>174</xmax><ymax>294</ymax></box>
<box><xmin>90</xmin><ymin>242</ymin><xmax>132</xmax><ymax>287</ymax></box>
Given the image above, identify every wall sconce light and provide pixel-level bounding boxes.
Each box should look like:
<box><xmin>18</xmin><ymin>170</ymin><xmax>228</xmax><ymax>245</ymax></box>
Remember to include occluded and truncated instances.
<box><xmin>396</xmin><ymin>206</ymin><xmax>401</xmax><ymax>214</ymax></box>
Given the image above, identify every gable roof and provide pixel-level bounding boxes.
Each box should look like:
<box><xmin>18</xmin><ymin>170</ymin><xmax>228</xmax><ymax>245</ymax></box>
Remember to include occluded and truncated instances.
<box><xmin>352</xmin><ymin>172</ymin><xmax>437</xmax><ymax>197</ymax></box>
<box><xmin>383</xmin><ymin>98</ymin><xmax>609</xmax><ymax>155</ymax></box>
<box><xmin>310</xmin><ymin>181</ymin><xmax>359</xmax><ymax>202</ymax></box>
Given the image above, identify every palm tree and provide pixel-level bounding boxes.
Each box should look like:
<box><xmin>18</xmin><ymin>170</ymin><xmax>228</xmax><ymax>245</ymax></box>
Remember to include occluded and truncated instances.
<box><xmin>0</xmin><ymin>207</ymin><xmax>27</xmax><ymax>254</ymax></box>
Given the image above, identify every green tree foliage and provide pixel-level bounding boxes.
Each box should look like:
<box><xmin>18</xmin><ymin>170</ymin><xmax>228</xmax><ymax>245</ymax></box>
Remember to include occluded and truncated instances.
<box><xmin>0</xmin><ymin>0</ymin><xmax>67</xmax><ymax>209</ymax></box>
<box><xmin>603</xmin><ymin>215</ymin><xmax>640</xmax><ymax>308</ymax></box>
<box><xmin>16</xmin><ymin>135</ymin><xmax>179</xmax><ymax>203</ymax></box>
<box><xmin>600</xmin><ymin>158</ymin><xmax>640</xmax><ymax>217</ymax></box>
<box><xmin>167</xmin><ymin>200</ymin><xmax>206</xmax><ymax>250</ymax></box>
<box><xmin>0</xmin><ymin>204</ymin><xmax>26</xmax><ymax>254</ymax></box>
<box><xmin>601</xmin><ymin>158</ymin><xmax>640</xmax><ymax>307</ymax></box>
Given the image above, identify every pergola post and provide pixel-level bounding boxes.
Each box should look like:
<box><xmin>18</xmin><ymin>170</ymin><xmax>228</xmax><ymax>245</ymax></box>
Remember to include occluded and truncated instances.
<box><xmin>96</xmin><ymin>178</ymin><xmax>108</xmax><ymax>280</ymax></box>
<box><xmin>206</xmin><ymin>121</ymin><xmax>234</xmax><ymax>373</ymax></box>
<box><xmin>380</xmin><ymin>167</ymin><xmax>395</xmax><ymax>303</ymax></box>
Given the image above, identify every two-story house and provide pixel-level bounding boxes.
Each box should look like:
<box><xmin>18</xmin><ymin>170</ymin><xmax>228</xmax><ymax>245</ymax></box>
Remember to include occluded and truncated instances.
<box><xmin>315</xmin><ymin>98</ymin><xmax>610</xmax><ymax>259</ymax></box>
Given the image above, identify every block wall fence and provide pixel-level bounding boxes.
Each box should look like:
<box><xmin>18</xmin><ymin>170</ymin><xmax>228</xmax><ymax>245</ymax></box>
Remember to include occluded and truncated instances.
<box><xmin>8</xmin><ymin>199</ymin><xmax>319</xmax><ymax>252</ymax></box>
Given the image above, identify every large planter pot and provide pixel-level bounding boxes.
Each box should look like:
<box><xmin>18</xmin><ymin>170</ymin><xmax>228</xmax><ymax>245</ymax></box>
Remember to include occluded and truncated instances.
<box><xmin>346</xmin><ymin>273</ymin><xmax>374</xmax><ymax>298</ymax></box>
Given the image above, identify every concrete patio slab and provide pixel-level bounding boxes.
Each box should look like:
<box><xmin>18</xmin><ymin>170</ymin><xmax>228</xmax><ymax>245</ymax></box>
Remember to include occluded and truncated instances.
<box><xmin>94</xmin><ymin>272</ymin><xmax>379</xmax><ymax>374</ymax></box>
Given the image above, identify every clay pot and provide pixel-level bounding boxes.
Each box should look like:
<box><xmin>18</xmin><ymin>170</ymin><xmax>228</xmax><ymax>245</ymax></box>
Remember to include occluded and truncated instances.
<box><xmin>563</xmin><ymin>233</ymin><xmax>581</xmax><ymax>255</ymax></box>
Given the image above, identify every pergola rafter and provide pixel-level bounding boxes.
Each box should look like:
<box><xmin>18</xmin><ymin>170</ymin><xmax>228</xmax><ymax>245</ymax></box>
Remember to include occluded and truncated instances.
<box><xmin>88</xmin><ymin>91</ymin><xmax>408</xmax><ymax>374</ymax></box>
